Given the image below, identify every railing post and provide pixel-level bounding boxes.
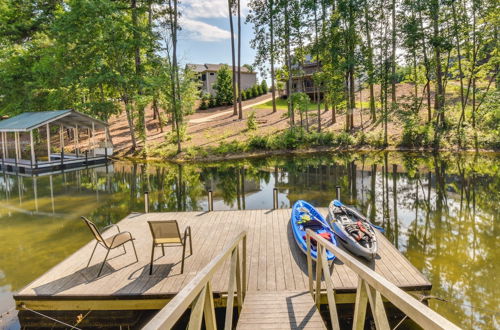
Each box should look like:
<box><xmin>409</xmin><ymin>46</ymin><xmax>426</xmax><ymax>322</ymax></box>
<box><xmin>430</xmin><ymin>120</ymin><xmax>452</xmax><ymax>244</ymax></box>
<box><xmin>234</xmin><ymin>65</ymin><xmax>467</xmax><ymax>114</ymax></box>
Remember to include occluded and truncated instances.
<box><xmin>144</xmin><ymin>191</ymin><xmax>149</xmax><ymax>213</ymax></box>
<box><xmin>306</xmin><ymin>231</ymin><xmax>313</xmax><ymax>297</ymax></box>
<box><xmin>207</xmin><ymin>190</ymin><xmax>213</xmax><ymax>211</ymax></box>
<box><xmin>85</xmin><ymin>150</ymin><xmax>88</xmax><ymax>167</ymax></box>
<box><xmin>242</xmin><ymin>235</ymin><xmax>247</xmax><ymax>301</ymax></box>
<box><xmin>273</xmin><ymin>187</ymin><xmax>278</xmax><ymax>209</ymax></box>
<box><xmin>336</xmin><ymin>185</ymin><xmax>341</xmax><ymax>200</ymax></box>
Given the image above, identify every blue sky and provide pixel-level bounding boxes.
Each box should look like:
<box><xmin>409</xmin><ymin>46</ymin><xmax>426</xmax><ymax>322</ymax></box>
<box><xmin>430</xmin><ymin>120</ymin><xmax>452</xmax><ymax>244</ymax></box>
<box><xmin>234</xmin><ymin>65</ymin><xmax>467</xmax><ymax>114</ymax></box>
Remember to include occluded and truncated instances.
<box><xmin>177</xmin><ymin>0</ymin><xmax>261</xmax><ymax>79</ymax></box>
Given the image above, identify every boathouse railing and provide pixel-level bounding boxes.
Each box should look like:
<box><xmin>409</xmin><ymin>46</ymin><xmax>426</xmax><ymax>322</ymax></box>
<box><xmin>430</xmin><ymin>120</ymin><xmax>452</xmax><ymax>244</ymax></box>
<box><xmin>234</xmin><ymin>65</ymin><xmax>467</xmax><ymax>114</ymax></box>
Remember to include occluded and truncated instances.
<box><xmin>143</xmin><ymin>231</ymin><xmax>247</xmax><ymax>330</ymax></box>
<box><xmin>305</xmin><ymin>229</ymin><xmax>460</xmax><ymax>330</ymax></box>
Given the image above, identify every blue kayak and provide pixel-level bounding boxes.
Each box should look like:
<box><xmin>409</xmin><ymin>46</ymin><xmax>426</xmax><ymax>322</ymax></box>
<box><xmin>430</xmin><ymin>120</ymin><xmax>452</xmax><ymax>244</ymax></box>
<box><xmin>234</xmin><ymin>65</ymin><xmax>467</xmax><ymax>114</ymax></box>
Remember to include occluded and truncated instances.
<box><xmin>291</xmin><ymin>200</ymin><xmax>337</xmax><ymax>261</ymax></box>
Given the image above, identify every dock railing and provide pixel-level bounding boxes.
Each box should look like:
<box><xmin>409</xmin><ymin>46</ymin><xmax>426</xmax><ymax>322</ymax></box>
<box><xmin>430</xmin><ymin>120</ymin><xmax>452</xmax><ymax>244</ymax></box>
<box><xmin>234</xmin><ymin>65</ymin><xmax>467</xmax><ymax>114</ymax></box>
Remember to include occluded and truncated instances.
<box><xmin>143</xmin><ymin>231</ymin><xmax>247</xmax><ymax>330</ymax></box>
<box><xmin>305</xmin><ymin>229</ymin><xmax>461</xmax><ymax>330</ymax></box>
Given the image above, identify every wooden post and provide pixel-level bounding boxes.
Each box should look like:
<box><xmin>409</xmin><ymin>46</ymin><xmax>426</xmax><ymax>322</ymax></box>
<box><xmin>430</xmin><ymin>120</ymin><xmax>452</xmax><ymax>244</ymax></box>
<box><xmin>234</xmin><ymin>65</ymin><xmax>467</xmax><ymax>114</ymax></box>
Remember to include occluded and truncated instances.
<box><xmin>336</xmin><ymin>185</ymin><xmax>341</xmax><ymax>200</ymax></box>
<box><xmin>1</xmin><ymin>132</ymin><xmax>5</xmax><ymax>170</ymax></box>
<box><xmin>208</xmin><ymin>190</ymin><xmax>213</xmax><ymax>211</ymax></box>
<box><xmin>3</xmin><ymin>132</ymin><xmax>8</xmax><ymax>159</ymax></box>
<box><xmin>30</xmin><ymin>130</ymin><xmax>35</xmax><ymax>167</ymax></box>
<box><xmin>46</xmin><ymin>124</ymin><xmax>51</xmax><ymax>161</ymax></box>
<box><xmin>75</xmin><ymin>124</ymin><xmax>79</xmax><ymax>157</ymax></box>
<box><xmin>91</xmin><ymin>122</ymin><xmax>95</xmax><ymax>157</ymax></box>
<box><xmin>14</xmin><ymin>132</ymin><xmax>19</xmax><ymax>161</ymax></box>
<box><xmin>144</xmin><ymin>191</ymin><xmax>149</xmax><ymax>213</ymax></box>
<box><xmin>60</xmin><ymin>124</ymin><xmax>64</xmax><ymax>168</ymax></box>
<box><xmin>273</xmin><ymin>188</ymin><xmax>278</xmax><ymax>209</ymax></box>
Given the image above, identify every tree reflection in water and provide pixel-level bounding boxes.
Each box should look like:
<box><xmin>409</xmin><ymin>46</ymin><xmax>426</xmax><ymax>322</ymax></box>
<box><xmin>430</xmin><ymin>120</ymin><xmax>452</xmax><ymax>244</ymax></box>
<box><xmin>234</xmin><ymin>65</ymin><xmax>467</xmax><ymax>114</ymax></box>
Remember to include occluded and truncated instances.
<box><xmin>0</xmin><ymin>152</ymin><xmax>498</xmax><ymax>328</ymax></box>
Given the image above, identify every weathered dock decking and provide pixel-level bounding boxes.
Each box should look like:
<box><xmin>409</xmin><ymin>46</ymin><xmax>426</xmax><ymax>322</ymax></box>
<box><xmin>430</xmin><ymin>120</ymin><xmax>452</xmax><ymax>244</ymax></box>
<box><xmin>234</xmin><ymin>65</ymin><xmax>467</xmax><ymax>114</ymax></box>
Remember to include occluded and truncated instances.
<box><xmin>14</xmin><ymin>209</ymin><xmax>431</xmax><ymax>312</ymax></box>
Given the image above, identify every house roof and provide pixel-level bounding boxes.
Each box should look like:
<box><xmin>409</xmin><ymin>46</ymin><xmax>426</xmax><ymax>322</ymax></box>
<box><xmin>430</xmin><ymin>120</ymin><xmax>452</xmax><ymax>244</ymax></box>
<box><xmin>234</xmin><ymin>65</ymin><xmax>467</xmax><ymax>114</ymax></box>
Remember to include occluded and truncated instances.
<box><xmin>0</xmin><ymin>109</ymin><xmax>107</xmax><ymax>132</ymax></box>
<box><xmin>187</xmin><ymin>63</ymin><xmax>254</xmax><ymax>74</ymax></box>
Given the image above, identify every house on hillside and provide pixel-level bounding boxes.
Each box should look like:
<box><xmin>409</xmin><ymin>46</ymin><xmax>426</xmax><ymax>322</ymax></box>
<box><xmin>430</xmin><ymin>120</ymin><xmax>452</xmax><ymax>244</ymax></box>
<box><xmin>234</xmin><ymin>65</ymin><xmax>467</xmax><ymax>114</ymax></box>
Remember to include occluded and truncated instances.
<box><xmin>187</xmin><ymin>63</ymin><xmax>257</xmax><ymax>96</ymax></box>
<box><xmin>290</xmin><ymin>55</ymin><xmax>322</xmax><ymax>99</ymax></box>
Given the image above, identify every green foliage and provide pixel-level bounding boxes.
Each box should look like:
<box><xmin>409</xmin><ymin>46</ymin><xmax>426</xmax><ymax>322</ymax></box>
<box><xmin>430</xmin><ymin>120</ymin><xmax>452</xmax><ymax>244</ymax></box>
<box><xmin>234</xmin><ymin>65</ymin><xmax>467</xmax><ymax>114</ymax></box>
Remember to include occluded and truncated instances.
<box><xmin>246</xmin><ymin>111</ymin><xmax>258</xmax><ymax>131</ymax></box>
<box><xmin>241</xmin><ymin>90</ymin><xmax>247</xmax><ymax>100</ymax></box>
<box><xmin>252</xmin><ymin>84</ymin><xmax>260</xmax><ymax>97</ymax></box>
<box><xmin>214</xmin><ymin>65</ymin><xmax>233</xmax><ymax>106</ymax></box>
<box><xmin>209</xmin><ymin>95</ymin><xmax>217</xmax><ymax>108</ymax></box>
<box><xmin>261</xmin><ymin>80</ymin><xmax>268</xmax><ymax>93</ymax></box>
<box><xmin>199</xmin><ymin>94</ymin><xmax>209</xmax><ymax>110</ymax></box>
<box><xmin>248</xmin><ymin>135</ymin><xmax>270</xmax><ymax>150</ymax></box>
<box><xmin>247</xmin><ymin>87</ymin><xmax>254</xmax><ymax>98</ymax></box>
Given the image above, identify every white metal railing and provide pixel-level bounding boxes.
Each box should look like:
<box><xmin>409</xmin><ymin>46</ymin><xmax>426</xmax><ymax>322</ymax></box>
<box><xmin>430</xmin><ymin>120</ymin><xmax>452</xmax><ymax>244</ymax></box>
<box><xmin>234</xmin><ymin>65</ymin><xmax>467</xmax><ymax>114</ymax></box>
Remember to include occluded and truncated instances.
<box><xmin>305</xmin><ymin>229</ymin><xmax>461</xmax><ymax>330</ymax></box>
<box><xmin>143</xmin><ymin>231</ymin><xmax>247</xmax><ymax>330</ymax></box>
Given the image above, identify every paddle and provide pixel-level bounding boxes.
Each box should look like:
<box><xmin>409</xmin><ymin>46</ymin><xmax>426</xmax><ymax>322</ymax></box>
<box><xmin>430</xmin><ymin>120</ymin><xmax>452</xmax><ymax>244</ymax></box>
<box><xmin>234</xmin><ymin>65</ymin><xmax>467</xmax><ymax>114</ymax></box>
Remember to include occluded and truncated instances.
<box><xmin>341</xmin><ymin>204</ymin><xmax>385</xmax><ymax>234</ymax></box>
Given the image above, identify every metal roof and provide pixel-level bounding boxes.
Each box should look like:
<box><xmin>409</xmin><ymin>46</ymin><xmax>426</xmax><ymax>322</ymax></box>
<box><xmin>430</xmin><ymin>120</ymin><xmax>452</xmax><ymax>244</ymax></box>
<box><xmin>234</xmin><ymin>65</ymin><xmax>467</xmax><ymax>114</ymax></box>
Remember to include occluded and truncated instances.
<box><xmin>0</xmin><ymin>110</ymin><xmax>107</xmax><ymax>132</ymax></box>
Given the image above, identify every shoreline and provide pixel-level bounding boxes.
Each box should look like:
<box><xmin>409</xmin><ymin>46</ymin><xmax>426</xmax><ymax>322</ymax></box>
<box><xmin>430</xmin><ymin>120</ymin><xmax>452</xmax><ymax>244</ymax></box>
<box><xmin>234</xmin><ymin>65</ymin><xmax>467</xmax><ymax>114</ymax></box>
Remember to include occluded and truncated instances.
<box><xmin>114</xmin><ymin>145</ymin><xmax>500</xmax><ymax>164</ymax></box>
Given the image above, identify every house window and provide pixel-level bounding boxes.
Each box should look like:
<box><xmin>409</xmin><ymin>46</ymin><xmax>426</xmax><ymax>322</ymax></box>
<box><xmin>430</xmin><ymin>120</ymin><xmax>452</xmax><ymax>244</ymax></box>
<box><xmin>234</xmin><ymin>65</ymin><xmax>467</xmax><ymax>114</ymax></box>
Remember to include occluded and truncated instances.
<box><xmin>292</xmin><ymin>83</ymin><xmax>297</xmax><ymax>89</ymax></box>
<box><xmin>210</xmin><ymin>72</ymin><xmax>215</xmax><ymax>76</ymax></box>
<box><xmin>201</xmin><ymin>73</ymin><xmax>206</xmax><ymax>81</ymax></box>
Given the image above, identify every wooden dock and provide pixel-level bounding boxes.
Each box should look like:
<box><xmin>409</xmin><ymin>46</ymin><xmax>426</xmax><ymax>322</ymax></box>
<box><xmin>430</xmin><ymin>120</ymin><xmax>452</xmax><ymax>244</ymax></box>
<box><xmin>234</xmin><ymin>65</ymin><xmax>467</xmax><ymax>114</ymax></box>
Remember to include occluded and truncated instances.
<box><xmin>14</xmin><ymin>209</ymin><xmax>431</xmax><ymax>325</ymax></box>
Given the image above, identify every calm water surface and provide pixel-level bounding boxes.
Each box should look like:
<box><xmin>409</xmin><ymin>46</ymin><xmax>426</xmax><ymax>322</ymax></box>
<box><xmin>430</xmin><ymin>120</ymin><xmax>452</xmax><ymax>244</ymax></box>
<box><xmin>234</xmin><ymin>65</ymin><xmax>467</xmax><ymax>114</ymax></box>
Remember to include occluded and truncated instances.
<box><xmin>0</xmin><ymin>152</ymin><xmax>498</xmax><ymax>329</ymax></box>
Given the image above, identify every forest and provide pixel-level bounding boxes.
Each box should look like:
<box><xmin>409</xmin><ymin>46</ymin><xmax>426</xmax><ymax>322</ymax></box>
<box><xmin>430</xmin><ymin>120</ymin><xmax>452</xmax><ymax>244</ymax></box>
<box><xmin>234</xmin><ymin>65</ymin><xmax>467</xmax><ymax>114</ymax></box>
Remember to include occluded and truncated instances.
<box><xmin>0</xmin><ymin>0</ymin><xmax>498</xmax><ymax>156</ymax></box>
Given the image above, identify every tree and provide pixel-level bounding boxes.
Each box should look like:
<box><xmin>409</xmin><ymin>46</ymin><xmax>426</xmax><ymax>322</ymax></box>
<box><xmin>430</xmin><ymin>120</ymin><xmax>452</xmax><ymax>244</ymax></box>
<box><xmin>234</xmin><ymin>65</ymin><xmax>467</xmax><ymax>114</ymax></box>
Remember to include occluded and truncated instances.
<box><xmin>228</xmin><ymin>0</ymin><xmax>237</xmax><ymax>115</ymax></box>
<box><xmin>214</xmin><ymin>65</ymin><xmax>234</xmax><ymax>105</ymax></box>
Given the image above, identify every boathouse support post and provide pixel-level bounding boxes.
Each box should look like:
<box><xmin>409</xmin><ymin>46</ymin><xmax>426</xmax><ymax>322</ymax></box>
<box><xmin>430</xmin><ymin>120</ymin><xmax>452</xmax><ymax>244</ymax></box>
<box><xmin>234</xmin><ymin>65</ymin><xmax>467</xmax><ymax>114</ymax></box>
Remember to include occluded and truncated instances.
<box><xmin>46</xmin><ymin>124</ymin><xmax>51</xmax><ymax>161</ymax></box>
<box><xmin>273</xmin><ymin>188</ymin><xmax>278</xmax><ymax>209</ymax></box>
<box><xmin>14</xmin><ymin>132</ymin><xmax>19</xmax><ymax>162</ymax></box>
<box><xmin>30</xmin><ymin>130</ymin><xmax>35</xmax><ymax>167</ymax></box>
<box><xmin>75</xmin><ymin>124</ymin><xmax>79</xmax><ymax>157</ymax></box>
<box><xmin>144</xmin><ymin>191</ymin><xmax>149</xmax><ymax>213</ymax></box>
<box><xmin>60</xmin><ymin>124</ymin><xmax>64</xmax><ymax>169</ymax></box>
<box><xmin>336</xmin><ymin>186</ymin><xmax>341</xmax><ymax>200</ymax></box>
<box><xmin>91</xmin><ymin>123</ymin><xmax>95</xmax><ymax>157</ymax></box>
<box><xmin>208</xmin><ymin>190</ymin><xmax>213</xmax><ymax>211</ymax></box>
<box><xmin>1</xmin><ymin>132</ymin><xmax>5</xmax><ymax>169</ymax></box>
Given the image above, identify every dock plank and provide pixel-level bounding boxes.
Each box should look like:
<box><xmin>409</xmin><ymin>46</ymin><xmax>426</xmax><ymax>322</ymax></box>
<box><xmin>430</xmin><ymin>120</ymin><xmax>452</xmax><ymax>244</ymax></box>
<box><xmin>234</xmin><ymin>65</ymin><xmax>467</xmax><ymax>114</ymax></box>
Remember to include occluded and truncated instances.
<box><xmin>15</xmin><ymin>209</ymin><xmax>432</xmax><ymax>311</ymax></box>
<box><xmin>237</xmin><ymin>291</ymin><xmax>326</xmax><ymax>329</ymax></box>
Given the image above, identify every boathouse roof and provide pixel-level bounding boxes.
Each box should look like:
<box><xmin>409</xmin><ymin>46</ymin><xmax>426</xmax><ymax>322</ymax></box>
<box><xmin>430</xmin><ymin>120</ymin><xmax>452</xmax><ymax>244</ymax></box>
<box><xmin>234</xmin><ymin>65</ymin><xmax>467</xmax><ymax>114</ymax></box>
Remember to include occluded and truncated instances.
<box><xmin>0</xmin><ymin>109</ymin><xmax>107</xmax><ymax>132</ymax></box>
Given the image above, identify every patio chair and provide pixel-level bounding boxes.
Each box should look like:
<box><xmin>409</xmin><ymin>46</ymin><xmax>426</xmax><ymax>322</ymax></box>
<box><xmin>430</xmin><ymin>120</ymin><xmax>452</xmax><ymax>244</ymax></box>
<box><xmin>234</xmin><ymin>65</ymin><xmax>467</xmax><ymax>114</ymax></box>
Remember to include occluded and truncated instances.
<box><xmin>81</xmin><ymin>216</ymin><xmax>138</xmax><ymax>277</ymax></box>
<box><xmin>148</xmin><ymin>220</ymin><xmax>192</xmax><ymax>275</ymax></box>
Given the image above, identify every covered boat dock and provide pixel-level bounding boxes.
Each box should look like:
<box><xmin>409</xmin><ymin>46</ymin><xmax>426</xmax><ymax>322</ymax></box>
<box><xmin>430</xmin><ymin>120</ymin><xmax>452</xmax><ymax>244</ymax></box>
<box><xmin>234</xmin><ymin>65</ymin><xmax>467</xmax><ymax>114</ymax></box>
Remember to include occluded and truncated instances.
<box><xmin>0</xmin><ymin>110</ymin><xmax>112</xmax><ymax>175</ymax></box>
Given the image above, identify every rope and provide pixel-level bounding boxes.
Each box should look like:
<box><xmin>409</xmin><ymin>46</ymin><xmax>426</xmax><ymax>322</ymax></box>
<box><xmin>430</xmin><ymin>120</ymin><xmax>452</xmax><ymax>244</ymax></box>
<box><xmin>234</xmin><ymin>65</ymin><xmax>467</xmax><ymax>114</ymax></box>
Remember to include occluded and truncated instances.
<box><xmin>20</xmin><ymin>304</ymin><xmax>83</xmax><ymax>330</ymax></box>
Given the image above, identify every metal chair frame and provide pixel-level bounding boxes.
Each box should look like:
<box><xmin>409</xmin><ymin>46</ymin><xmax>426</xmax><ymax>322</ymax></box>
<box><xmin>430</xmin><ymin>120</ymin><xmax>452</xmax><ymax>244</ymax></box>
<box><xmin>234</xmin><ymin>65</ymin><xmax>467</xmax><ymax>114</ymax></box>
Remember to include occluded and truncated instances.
<box><xmin>82</xmin><ymin>216</ymin><xmax>139</xmax><ymax>277</ymax></box>
<box><xmin>148</xmin><ymin>220</ymin><xmax>192</xmax><ymax>275</ymax></box>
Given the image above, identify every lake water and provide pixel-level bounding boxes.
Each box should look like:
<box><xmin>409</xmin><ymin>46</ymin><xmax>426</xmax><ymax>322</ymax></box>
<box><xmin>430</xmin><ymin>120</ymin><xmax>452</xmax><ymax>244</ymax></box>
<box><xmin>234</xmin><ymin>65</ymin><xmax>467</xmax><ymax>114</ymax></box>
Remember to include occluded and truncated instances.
<box><xmin>0</xmin><ymin>151</ymin><xmax>498</xmax><ymax>329</ymax></box>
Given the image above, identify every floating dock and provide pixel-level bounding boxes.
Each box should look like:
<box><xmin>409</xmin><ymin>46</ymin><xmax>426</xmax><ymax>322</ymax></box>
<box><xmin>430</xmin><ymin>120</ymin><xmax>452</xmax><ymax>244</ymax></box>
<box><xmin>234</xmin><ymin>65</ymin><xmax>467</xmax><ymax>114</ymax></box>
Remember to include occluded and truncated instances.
<box><xmin>14</xmin><ymin>209</ymin><xmax>431</xmax><ymax>327</ymax></box>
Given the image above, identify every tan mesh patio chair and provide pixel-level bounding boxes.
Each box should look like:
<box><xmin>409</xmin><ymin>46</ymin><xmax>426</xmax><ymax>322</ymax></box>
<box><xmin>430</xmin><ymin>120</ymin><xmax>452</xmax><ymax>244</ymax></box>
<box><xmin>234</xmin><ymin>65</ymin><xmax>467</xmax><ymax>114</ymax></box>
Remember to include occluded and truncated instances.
<box><xmin>82</xmin><ymin>216</ymin><xmax>138</xmax><ymax>277</ymax></box>
<box><xmin>148</xmin><ymin>220</ymin><xmax>192</xmax><ymax>275</ymax></box>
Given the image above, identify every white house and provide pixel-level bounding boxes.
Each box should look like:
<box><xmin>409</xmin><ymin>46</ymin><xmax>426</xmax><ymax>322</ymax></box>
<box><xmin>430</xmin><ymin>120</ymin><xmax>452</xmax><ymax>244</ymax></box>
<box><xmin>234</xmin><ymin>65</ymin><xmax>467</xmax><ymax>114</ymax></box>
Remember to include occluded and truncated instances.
<box><xmin>187</xmin><ymin>63</ymin><xmax>257</xmax><ymax>96</ymax></box>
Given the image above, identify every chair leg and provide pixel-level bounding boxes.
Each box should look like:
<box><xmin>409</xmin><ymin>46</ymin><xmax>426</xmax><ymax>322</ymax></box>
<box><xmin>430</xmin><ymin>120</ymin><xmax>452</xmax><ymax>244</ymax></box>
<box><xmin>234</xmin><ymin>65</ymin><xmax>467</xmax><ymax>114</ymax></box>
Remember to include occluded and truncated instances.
<box><xmin>162</xmin><ymin>244</ymin><xmax>165</xmax><ymax>256</ymax></box>
<box><xmin>87</xmin><ymin>242</ymin><xmax>98</xmax><ymax>268</ymax></box>
<box><xmin>181</xmin><ymin>242</ymin><xmax>187</xmax><ymax>274</ymax></box>
<box><xmin>149</xmin><ymin>244</ymin><xmax>155</xmax><ymax>275</ymax></box>
<box><xmin>97</xmin><ymin>248</ymin><xmax>111</xmax><ymax>277</ymax></box>
<box><xmin>130</xmin><ymin>240</ymin><xmax>139</xmax><ymax>263</ymax></box>
<box><xmin>122</xmin><ymin>243</ymin><xmax>126</xmax><ymax>254</ymax></box>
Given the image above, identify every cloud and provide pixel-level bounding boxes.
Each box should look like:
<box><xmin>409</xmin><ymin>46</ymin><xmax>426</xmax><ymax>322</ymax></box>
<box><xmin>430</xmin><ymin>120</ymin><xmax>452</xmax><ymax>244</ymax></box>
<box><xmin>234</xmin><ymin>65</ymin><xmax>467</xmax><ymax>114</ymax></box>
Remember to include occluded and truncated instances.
<box><xmin>180</xmin><ymin>18</ymin><xmax>232</xmax><ymax>42</ymax></box>
<box><xmin>181</xmin><ymin>0</ymin><xmax>249</xmax><ymax>19</ymax></box>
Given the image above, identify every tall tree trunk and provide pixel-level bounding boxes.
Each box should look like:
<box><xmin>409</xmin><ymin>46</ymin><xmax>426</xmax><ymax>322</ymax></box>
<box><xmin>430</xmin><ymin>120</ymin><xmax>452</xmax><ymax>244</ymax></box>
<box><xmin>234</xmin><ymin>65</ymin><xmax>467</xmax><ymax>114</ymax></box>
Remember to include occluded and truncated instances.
<box><xmin>124</xmin><ymin>98</ymin><xmax>137</xmax><ymax>150</ymax></box>
<box><xmin>391</xmin><ymin>0</ymin><xmax>397</xmax><ymax>107</ymax></box>
<box><xmin>237</xmin><ymin>0</ymin><xmax>243</xmax><ymax>119</ymax></box>
<box><xmin>417</xmin><ymin>4</ymin><xmax>432</xmax><ymax>122</ymax></box>
<box><xmin>314</xmin><ymin>0</ymin><xmax>321</xmax><ymax>132</ymax></box>
<box><xmin>431</xmin><ymin>0</ymin><xmax>445</xmax><ymax>127</ymax></box>
<box><xmin>363</xmin><ymin>0</ymin><xmax>376</xmax><ymax>121</ymax></box>
<box><xmin>285</xmin><ymin>2</ymin><xmax>294</xmax><ymax>126</ymax></box>
<box><xmin>131</xmin><ymin>0</ymin><xmax>145</xmax><ymax>149</ymax></box>
<box><xmin>452</xmin><ymin>2</ymin><xmax>466</xmax><ymax>128</ymax></box>
<box><xmin>270</xmin><ymin>0</ymin><xmax>277</xmax><ymax>113</ymax></box>
<box><xmin>228</xmin><ymin>0</ymin><xmax>237</xmax><ymax>116</ymax></box>
<box><xmin>168</xmin><ymin>0</ymin><xmax>181</xmax><ymax>153</ymax></box>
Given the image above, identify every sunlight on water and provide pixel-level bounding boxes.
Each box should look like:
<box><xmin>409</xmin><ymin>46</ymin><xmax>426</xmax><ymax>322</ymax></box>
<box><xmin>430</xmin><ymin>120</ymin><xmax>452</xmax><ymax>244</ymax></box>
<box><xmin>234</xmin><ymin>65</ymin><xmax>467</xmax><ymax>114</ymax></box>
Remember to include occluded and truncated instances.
<box><xmin>0</xmin><ymin>152</ymin><xmax>498</xmax><ymax>329</ymax></box>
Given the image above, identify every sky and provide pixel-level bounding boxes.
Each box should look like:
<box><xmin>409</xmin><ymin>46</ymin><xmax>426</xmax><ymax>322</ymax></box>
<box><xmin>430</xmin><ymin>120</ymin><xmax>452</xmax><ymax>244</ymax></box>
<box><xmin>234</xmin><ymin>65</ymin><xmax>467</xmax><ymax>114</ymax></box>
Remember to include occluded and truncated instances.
<box><xmin>177</xmin><ymin>0</ymin><xmax>261</xmax><ymax>79</ymax></box>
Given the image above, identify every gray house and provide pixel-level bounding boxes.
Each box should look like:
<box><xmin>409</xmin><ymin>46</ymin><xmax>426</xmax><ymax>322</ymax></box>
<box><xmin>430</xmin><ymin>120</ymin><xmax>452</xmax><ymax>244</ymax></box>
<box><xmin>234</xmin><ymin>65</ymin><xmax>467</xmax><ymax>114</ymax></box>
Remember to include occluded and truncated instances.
<box><xmin>187</xmin><ymin>63</ymin><xmax>257</xmax><ymax>96</ymax></box>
